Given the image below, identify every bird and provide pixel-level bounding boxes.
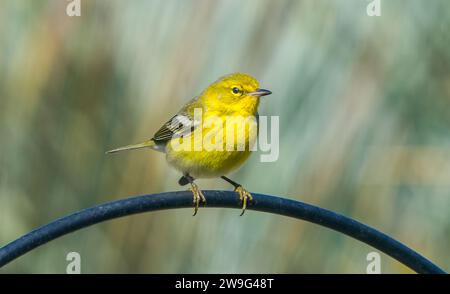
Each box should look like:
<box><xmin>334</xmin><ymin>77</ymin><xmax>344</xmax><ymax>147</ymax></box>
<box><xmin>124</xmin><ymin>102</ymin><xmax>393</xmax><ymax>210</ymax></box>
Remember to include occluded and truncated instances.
<box><xmin>106</xmin><ymin>73</ymin><xmax>272</xmax><ymax>215</ymax></box>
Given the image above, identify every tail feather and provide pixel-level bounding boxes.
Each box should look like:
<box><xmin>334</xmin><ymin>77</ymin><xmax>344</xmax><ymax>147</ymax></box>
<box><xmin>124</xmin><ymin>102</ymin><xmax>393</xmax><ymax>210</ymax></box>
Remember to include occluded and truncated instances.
<box><xmin>106</xmin><ymin>140</ymin><xmax>155</xmax><ymax>154</ymax></box>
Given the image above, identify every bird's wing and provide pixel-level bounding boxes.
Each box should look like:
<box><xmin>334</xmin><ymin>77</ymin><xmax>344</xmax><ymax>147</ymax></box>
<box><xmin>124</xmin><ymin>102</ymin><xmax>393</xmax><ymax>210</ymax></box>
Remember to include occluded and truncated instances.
<box><xmin>152</xmin><ymin>97</ymin><xmax>202</xmax><ymax>144</ymax></box>
<box><xmin>152</xmin><ymin>113</ymin><xmax>197</xmax><ymax>142</ymax></box>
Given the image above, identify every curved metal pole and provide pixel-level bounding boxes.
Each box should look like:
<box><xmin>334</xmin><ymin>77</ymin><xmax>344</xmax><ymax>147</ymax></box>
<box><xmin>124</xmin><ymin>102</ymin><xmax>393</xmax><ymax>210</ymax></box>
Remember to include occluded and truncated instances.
<box><xmin>0</xmin><ymin>191</ymin><xmax>446</xmax><ymax>273</ymax></box>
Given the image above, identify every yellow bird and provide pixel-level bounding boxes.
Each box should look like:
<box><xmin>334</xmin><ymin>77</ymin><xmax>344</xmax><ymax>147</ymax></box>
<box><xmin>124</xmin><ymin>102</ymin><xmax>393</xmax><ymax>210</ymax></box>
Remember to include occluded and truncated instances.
<box><xmin>107</xmin><ymin>73</ymin><xmax>272</xmax><ymax>215</ymax></box>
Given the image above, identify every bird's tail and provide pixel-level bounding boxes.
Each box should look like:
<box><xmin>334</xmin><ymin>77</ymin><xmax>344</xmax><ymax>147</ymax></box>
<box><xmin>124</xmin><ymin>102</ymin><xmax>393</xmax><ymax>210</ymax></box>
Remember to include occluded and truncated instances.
<box><xmin>106</xmin><ymin>140</ymin><xmax>155</xmax><ymax>154</ymax></box>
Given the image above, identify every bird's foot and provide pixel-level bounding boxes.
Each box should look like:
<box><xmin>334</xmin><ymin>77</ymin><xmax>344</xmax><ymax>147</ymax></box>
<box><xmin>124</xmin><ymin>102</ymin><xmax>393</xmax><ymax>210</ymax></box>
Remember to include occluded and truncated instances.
<box><xmin>235</xmin><ymin>186</ymin><xmax>253</xmax><ymax>216</ymax></box>
<box><xmin>190</xmin><ymin>182</ymin><xmax>206</xmax><ymax>216</ymax></box>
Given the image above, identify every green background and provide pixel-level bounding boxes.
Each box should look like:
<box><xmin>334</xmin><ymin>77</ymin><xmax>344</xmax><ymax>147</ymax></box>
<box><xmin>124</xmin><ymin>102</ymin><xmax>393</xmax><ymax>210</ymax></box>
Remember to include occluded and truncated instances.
<box><xmin>1</xmin><ymin>0</ymin><xmax>449</xmax><ymax>273</ymax></box>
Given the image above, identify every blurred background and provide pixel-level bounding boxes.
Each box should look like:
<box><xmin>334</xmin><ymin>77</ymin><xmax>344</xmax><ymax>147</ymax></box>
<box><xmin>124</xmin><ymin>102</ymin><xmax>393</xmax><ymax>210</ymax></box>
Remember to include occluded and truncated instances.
<box><xmin>0</xmin><ymin>0</ymin><xmax>449</xmax><ymax>273</ymax></box>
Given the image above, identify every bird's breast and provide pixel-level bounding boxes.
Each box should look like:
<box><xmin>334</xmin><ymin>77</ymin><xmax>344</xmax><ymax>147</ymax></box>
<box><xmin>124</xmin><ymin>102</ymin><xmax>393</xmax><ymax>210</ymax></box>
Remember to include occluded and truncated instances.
<box><xmin>164</xmin><ymin>113</ymin><xmax>258</xmax><ymax>178</ymax></box>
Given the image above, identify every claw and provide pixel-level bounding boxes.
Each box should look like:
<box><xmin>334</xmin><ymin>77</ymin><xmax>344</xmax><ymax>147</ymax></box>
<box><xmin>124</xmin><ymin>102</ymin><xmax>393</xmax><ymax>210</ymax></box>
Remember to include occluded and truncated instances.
<box><xmin>190</xmin><ymin>182</ymin><xmax>206</xmax><ymax>216</ymax></box>
<box><xmin>235</xmin><ymin>186</ymin><xmax>253</xmax><ymax>216</ymax></box>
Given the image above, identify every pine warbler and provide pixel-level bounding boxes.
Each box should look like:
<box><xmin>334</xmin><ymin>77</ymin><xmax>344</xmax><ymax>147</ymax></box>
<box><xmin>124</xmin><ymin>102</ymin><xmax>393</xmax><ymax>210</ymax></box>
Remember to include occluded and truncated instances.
<box><xmin>107</xmin><ymin>73</ymin><xmax>272</xmax><ymax>215</ymax></box>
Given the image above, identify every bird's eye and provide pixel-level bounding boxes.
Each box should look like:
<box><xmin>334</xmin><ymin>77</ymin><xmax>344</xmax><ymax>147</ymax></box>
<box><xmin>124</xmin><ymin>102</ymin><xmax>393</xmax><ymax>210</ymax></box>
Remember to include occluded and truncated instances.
<box><xmin>232</xmin><ymin>87</ymin><xmax>241</xmax><ymax>95</ymax></box>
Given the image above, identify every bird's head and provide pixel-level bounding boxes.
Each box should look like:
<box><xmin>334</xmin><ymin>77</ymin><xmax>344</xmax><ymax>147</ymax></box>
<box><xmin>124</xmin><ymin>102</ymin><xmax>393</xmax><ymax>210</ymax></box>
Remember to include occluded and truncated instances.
<box><xmin>201</xmin><ymin>73</ymin><xmax>272</xmax><ymax>113</ymax></box>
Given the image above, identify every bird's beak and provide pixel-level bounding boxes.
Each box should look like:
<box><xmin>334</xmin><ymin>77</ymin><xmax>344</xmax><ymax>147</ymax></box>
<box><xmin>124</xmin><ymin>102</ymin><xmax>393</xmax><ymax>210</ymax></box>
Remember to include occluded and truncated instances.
<box><xmin>249</xmin><ymin>88</ymin><xmax>272</xmax><ymax>97</ymax></box>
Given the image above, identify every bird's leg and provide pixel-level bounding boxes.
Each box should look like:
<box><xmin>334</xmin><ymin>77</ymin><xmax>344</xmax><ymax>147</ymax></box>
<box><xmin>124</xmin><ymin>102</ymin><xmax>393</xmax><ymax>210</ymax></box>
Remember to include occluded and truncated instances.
<box><xmin>181</xmin><ymin>174</ymin><xmax>206</xmax><ymax>216</ymax></box>
<box><xmin>221</xmin><ymin>176</ymin><xmax>253</xmax><ymax>216</ymax></box>
<box><xmin>178</xmin><ymin>175</ymin><xmax>190</xmax><ymax>186</ymax></box>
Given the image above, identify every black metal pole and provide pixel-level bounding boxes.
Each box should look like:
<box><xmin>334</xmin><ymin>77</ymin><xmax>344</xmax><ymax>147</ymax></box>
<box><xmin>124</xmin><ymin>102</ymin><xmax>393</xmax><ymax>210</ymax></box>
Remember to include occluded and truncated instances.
<box><xmin>0</xmin><ymin>191</ymin><xmax>446</xmax><ymax>273</ymax></box>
